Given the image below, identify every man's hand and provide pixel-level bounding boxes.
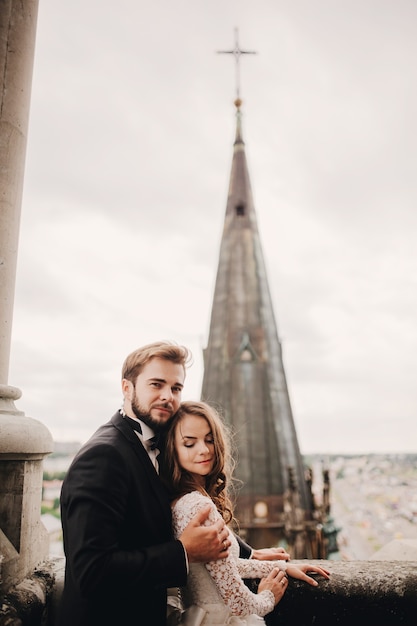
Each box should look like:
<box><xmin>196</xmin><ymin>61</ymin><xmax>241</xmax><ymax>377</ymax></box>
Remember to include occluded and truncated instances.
<box><xmin>179</xmin><ymin>505</ymin><xmax>231</xmax><ymax>563</ymax></box>
<box><xmin>251</xmin><ymin>547</ymin><xmax>290</xmax><ymax>561</ymax></box>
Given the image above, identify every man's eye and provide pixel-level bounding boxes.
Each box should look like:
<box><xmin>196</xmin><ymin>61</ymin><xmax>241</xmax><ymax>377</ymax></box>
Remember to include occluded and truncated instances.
<box><xmin>172</xmin><ymin>386</ymin><xmax>182</xmax><ymax>393</ymax></box>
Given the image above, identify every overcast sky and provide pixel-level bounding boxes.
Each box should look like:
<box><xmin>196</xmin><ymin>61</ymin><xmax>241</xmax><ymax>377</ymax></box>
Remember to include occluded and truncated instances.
<box><xmin>9</xmin><ymin>0</ymin><xmax>417</xmax><ymax>455</ymax></box>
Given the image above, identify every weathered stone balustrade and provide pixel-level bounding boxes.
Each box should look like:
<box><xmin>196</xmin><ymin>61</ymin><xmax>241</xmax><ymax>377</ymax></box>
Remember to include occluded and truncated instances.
<box><xmin>1</xmin><ymin>557</ymin><xmax>416</xmax><ymax>625</ymax></box>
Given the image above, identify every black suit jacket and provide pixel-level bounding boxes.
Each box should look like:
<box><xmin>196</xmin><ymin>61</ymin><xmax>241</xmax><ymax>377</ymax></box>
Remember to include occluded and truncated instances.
<box><xmin>59</xmin><ymin>412</ymin><xmax>187</xmax><ymax>626</ymax></box>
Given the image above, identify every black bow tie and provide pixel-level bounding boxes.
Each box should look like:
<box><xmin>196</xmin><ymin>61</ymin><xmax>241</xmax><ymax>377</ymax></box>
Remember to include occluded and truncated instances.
<box><xmin>149</xmin><ymin>434</ymin><xmax>160</xmax><ymax>451</ymax></box>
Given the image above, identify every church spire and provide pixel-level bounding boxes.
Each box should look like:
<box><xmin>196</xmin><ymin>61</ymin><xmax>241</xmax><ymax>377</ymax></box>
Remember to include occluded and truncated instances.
<box><xmin>202</xmin><ymin>32</ymin><xmax>318</xmax><ymax>552</ymax></box>
<box><xmin>234</xmin><ymin>101</ymin><xmax>244</xmax><ymax>145</ymax></box>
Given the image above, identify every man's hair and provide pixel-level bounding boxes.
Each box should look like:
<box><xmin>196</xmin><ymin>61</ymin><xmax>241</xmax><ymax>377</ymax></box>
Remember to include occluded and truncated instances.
<box><xmin>122</xmin><ymin>341</ymin><xmax>192</xmax><ymax>383</ymax></box>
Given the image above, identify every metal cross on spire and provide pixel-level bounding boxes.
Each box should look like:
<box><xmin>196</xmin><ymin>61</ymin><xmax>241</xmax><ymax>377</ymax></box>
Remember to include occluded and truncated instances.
<box><xmin>217</xmin><ymin>28</ymin><xmax>257</xmax><ymax>104</ymax></box>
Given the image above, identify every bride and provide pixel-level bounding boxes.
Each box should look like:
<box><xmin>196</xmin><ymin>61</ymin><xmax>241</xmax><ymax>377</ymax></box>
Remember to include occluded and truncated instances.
<box><xmin>162</xmin><ymin>401</ymin><xmax>330</xmax><ymax>625</ymax></box>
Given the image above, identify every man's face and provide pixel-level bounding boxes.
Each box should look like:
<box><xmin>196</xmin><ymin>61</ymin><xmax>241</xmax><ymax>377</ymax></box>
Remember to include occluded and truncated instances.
<box><xmin>122</xmin><ymin>357</ymin><xmax>185</xmax><ymax>431</ymax></box>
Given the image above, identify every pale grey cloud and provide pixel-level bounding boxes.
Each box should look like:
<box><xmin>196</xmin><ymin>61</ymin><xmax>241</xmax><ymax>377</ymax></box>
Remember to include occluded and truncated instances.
<box><xmin>8</xmin><ymin>0</ymin><xmax>417</xmax><ymax>454</ymax></box>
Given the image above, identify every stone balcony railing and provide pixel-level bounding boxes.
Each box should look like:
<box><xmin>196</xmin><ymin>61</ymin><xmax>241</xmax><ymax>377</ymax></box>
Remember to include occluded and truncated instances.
<box><xmin>1</xmin><ymin>556</ymin><xmax>416</xmax><ymax>625</ymax></box>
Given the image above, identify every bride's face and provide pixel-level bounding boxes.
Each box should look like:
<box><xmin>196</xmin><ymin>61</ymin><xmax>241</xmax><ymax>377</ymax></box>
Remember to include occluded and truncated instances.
<box><xmin>174</xmin><ymin>414</ymin><xmax>215</xmax><ymax>484</ymax></box>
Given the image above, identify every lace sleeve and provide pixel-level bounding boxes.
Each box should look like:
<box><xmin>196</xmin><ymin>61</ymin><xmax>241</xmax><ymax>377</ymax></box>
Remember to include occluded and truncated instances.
<box><xmin>237</xmin><ymin>558</ymin><xmax>287</xmax><ymax>579</ymax></box>
<box><xmin>172</xmin><ymin>492</ymin><xmax>275</xmax><ymax>618</ymax></box>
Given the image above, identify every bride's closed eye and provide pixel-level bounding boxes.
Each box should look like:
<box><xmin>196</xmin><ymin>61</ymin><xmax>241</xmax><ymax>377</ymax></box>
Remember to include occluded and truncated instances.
<box><xmin>183</xmin><ymin>437</ymin><xmax>215</xmax><ymax>448</ymax></box>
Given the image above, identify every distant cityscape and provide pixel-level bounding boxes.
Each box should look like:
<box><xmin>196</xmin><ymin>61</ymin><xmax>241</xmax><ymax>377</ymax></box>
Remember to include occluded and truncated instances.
<box><xmin>306</xmin><ymin>452</ymin><xmax>417</xmax><ymax>560</ymax></box>
<box><xmin>42</xmin><ymin>445</ymin><xmax>417</xmax><ymax>560</ymax></box>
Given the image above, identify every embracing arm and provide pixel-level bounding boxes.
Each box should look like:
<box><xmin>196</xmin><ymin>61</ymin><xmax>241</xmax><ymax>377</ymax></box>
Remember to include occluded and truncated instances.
<box><xmin>251</xmin><ymin>547</ymin><xmax>291</xmax><ymax>561</ymax></box>
<box><xmin>236</xmin><ymin>535</ymin><xmax>253</xmax><ymax>559</ymax></box>
<box><xmin>236</xmin><ymin>536</ymin><xmax>290</xmax><ymax>562</ymax></box>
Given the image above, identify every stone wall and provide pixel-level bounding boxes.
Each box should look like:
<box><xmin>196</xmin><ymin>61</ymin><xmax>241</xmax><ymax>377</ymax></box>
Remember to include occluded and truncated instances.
<box><xmin>0</xmin><ymin>557</ymin><xmax>62</xmax><ymax>626</ymax></box>
<box><xmin>1</xmin><ymin>558</ymin><xmax>416</xmax><ymax>625</ymax></box>
<box><xmin>269</xmin><ymin>560</ymin><xmax>417</xmax><ymax>625</ymax></box>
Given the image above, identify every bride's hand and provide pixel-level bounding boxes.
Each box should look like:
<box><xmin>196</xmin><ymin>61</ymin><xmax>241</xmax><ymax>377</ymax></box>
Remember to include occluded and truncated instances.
<box><xmin>285</xmin><ymin>563</ymin><xmax>330</xmax><ymax>586</ymax></box>
<box><xmin>258</xmin><ymin>567</ymin><xmax>287</xmax><ymax>605</ymax></box>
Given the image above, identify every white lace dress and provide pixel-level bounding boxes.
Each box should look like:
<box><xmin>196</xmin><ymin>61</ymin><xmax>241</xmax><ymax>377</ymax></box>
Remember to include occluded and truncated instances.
<box><xmin>172</xmin><ymin>491</ymin><xmax>287</xmax><ymax>626</ymax></box>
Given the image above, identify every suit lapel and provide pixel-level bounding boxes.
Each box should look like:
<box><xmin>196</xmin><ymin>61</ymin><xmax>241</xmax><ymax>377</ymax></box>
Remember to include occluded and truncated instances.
<box><xmin>111</xmin><ymin>412</ymin><xmax>172</xmax><ymax>522</ymax></box>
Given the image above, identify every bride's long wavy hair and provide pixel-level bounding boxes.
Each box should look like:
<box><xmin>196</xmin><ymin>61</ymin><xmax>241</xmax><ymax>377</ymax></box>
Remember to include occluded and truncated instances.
<box><xmin>162</xmin><ymin>401</ymin><xmax>236</xmax><ymax>525</ymax></box>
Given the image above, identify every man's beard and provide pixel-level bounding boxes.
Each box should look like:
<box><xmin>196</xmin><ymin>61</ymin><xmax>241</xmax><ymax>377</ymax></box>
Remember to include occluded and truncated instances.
<box><xmin>131</xmin><ymin>395</ymin><xmax>170</xmax><ymax>432</ymax></box>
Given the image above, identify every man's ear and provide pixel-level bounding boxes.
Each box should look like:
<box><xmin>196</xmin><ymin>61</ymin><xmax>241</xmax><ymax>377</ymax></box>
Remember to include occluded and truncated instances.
<box><xmin>122</xmin><ymin>378</ymin><xmax>134</xmax><ymax>401</ymax></box>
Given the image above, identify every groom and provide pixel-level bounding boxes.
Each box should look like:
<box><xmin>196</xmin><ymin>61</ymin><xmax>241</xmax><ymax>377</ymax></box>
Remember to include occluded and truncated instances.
<box><xmin>59</xmin><ymin>340</ymin><xmax>289</xmax><ymax>626</ymax></box>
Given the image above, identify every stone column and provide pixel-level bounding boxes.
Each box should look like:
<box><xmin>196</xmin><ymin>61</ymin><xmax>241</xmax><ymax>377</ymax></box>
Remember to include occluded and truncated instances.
<box><xmin>0</xmin><ymin>0</ymin><xmax>53</xmax><ymax>593</ymax></box>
